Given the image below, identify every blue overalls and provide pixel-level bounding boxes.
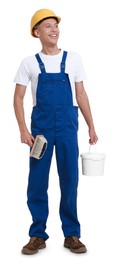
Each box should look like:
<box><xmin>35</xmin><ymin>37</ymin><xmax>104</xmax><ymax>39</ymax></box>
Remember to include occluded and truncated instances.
<box><xmin>27</xmin><ymin>51</ymin><xmax>80</xmax><ymax>240</ymax></box>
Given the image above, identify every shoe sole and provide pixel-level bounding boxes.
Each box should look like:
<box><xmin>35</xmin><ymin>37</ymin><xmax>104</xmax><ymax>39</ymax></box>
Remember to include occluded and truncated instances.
<box><xmin>64</xmin><ymin>243</ymin><xmax>87</xmax><ymax>254</ymax></box>
<box><xmin>21</xmin><ymin>243</ymin><xmax>46</xmax><ymax>255</ymax></box>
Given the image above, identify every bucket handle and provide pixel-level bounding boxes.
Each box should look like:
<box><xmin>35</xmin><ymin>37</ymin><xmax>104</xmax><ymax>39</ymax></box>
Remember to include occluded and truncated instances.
<box><xmin>88</xmin><ymin>144</ymin><xmax>97</xmax><ymax>153</ymax></box>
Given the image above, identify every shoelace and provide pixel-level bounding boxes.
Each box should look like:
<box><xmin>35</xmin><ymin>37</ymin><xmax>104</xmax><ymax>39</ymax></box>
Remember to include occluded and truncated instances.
<box><xmin>71</xmin><ymin>236</ymin><xmax>79</xmax><ymax>243</ymax></box>
<box><xmin>30</xmin><ymin>237</ymin><xmax>44</xmax><ymax>245</ymax></box>
<box><xmin>30</xmin><ymin>237</ymin><xmax>37</xmax><ymax>244</ymax></box>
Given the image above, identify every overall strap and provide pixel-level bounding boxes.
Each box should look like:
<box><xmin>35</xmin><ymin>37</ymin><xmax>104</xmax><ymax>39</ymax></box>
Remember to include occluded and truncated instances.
<box><xmin>60</xmin><ymin>51</ymin><xmax>67</xmax><ymax>73</ymax></box>
<box><xmin>35</xmin><ymin>53</ymin><xmax>46</xmax><ymax>73</ymax></box>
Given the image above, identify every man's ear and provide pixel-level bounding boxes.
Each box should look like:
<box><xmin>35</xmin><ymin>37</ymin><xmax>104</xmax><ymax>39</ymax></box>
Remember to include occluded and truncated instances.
<box><xmin>33</xmin><ymin>29</ymin><xmax>40</xmax><ymax>38</ymax></box>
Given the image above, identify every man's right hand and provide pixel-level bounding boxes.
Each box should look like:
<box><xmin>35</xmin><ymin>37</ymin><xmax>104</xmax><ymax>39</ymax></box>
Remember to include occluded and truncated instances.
<box><xmin>20</xmin><ymin>130</ymin><xmax>35</xmax><ymax>147</ymax></box>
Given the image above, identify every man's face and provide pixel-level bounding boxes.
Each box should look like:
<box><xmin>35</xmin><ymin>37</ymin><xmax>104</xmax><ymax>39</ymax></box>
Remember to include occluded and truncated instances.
<box><xmin>34</xmin><ymin>18</ymin><xmax>60</xmax><ymax>46</ymax></box>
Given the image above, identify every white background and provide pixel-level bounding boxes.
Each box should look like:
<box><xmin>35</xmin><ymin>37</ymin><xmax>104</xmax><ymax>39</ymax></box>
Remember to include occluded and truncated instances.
<box><xmin>0</xmin><ymin>0</ymin><xmax>116</xmax><ymax>259</ymax></box>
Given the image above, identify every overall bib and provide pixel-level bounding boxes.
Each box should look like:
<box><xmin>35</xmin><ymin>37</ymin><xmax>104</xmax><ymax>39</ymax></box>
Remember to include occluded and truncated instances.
<box><xmin>27</xmin><ymin>51</ymin><xmax>80</xmax><ymax>240</ymax></box>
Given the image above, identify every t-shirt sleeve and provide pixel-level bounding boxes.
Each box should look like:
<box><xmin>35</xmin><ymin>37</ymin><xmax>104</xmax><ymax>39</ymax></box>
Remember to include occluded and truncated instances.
<box><xmin>74</xmin><ymin>53</ymin><xmax>87</xmax><ymax>82</ymax></box>
<box><xmin>14</xmin><ymin>59</ymin><xmax>31</xmax><ymax>86</ymax></box>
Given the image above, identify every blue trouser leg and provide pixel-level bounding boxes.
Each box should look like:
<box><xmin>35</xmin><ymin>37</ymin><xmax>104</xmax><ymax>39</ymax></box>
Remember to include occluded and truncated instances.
<box><xmin>27</xmin><ymin>134</ymin><xmax>54</xmax><ymax>240</ymax></box>
<box><xmin>55</xmin><ymin>133</ymin><xmax>80</xmax><ymax>238</ymax></box>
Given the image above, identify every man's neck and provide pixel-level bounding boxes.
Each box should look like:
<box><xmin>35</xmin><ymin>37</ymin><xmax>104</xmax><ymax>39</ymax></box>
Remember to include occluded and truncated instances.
<box><xmin>41</xmin><ymin>46</ymin><xmax>60</xmax><ymax>55</ymax></box>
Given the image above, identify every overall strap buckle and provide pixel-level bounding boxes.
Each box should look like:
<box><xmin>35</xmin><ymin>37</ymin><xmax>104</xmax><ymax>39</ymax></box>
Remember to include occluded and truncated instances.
<box><xmin>60</xmin><ymin>51</ymin><xmax>67</xmax><ymax>72</ymax></box>
<box><xmin>35</xmin><ymin>53</ymin><xmax>46</xmax><ymax>73</ymax></box>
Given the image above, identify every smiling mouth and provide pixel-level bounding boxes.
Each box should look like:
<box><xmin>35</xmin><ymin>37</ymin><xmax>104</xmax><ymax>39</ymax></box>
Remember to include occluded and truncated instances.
<box><xmin>49</xmin><ymin>34</ymin><xmax>58</xmax><ymax>38</ymax></box>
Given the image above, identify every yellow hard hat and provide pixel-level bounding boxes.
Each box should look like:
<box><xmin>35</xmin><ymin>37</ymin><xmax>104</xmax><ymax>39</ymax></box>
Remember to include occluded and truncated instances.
<box><xmin>31</xmin><ymin>9</ymin><xmax>61</xmax><ymax>37</ymax></box>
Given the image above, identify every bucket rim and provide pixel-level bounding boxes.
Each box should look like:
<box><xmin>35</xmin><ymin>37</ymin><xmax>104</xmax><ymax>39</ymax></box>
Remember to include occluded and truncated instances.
<box><xmin>80</xmin><ymin>152</ymin><xmax>106</xmax><ymax>160</ymax></box>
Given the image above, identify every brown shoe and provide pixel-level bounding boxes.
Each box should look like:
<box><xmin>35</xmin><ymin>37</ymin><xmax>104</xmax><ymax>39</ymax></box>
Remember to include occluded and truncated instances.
<box><xmin>21</xmin><ymin>237</ymin><xmax>46</xmax><ymax>255</ymax></box>
<box><xmin>64</xmin><ymin>236</ymin><xmax>87</xmax><ymax>253</ymax></box>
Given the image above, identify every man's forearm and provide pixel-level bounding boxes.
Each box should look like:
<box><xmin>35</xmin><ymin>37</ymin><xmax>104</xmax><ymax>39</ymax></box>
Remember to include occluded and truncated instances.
<box><xmin>14</xmin><ymin>98</ymin><xmax>28</xmax><ymax>133</ymax></box>
<box><xmin>76</xmin><ymin>91</ymin><xmax>95</xmax><ymax>130</ymax></box>
<box><xmin>13</xmin><ymin>84</ymin><xmax>35</xmax><ymax>146</ymax></box>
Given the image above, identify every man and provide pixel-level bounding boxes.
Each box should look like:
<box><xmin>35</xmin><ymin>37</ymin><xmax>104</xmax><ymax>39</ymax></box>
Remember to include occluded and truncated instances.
<box><xmin>14</xmin><ymin>9</ymin><xmax>98</xmax><ymax>255</ymax></box>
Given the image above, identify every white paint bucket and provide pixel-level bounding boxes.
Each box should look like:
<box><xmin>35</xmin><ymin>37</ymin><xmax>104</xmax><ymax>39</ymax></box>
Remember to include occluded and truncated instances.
<box><xmin>80</xmin><ymin>146</ymin><xmax>106</xmax><ymax>176</ymax></box>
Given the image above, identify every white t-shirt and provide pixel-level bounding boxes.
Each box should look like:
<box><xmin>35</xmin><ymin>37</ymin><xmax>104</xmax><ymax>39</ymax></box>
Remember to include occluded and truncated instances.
<box><xmin>14</xmin><ymin>50</ymin><xmax>86</xmax><ymax>106</ymax></box>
